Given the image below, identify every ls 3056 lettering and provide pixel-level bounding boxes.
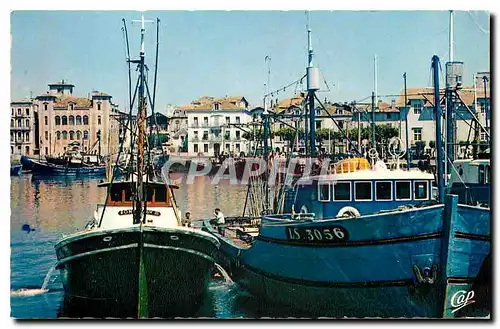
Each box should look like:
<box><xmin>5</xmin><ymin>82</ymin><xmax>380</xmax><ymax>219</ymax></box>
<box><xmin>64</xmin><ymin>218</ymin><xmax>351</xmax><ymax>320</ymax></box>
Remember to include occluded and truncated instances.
<box><xmin>286</xmin><ymin>226</ymin><xmax>349</xmax><ymax>242</ymax></box>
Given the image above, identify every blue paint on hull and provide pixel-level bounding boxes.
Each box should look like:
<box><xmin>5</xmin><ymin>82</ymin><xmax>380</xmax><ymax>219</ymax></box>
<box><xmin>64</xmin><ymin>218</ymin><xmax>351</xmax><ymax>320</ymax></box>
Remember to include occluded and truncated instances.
<box><xmin>10</xmin><ymin>164</ymin><xmax>22</xmax><ymax>176</ymax></box>
<box><xmin>205</xmin><ymin>196</ymin><xmax>490</xmax><ymax>318</ymax></box>
<box><xmin>22</xmin><ymin>155</ymin><xmax>106</xmax><ymax>178</ymax></box>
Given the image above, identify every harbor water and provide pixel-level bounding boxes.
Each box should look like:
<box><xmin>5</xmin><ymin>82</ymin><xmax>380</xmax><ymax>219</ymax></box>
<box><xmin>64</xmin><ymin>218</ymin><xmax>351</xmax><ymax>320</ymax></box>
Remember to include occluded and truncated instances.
<box><xmin>10</xmin><ymin>174</ymin><xmax>314</xmax><ymax>319</ymax></box>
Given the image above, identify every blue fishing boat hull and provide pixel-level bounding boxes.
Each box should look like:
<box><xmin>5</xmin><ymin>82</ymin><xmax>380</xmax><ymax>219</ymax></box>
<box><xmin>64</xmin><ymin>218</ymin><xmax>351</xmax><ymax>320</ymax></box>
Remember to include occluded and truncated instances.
<box><xmin>23</xmin><ymin>156</ymin><xmax>106</xmax><ymax>177</ymax></box>
<box><xmin>10</xmin><ymin>164</ymin><xmax>22</xmax><ymax>176</ymax></box>
<box><xmin>205</xmin><ymin>196</ymin><xmax>490</xmax><ymax>318</ymax></box>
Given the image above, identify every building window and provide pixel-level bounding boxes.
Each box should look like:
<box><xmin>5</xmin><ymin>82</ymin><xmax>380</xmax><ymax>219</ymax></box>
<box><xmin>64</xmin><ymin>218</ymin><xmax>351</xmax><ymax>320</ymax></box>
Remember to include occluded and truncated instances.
<box><xmin>480</xmin><ymin>103</ymin><xmax>486</xmax><ymax>114</ymax></box>
<box><xmin>97</xmin><ymin>103</ymin><xmax>101</xmax><ymax>111</ymax></box>
<box><xmin>354</xmin><ymin>181</ymin><xmax>372</xmax><ymax>201</ymax></box>
<box><xmin>62</xmin><ymin>116</ymin><xmax>68</xmax><ymax>125</ymax></box>
<box><xmin>480</xmin><ymin>130</ymin><xmax>487</xmax><ymax>141</ymax></box>
<box><xmin>76</xmin><ymin>131</ymin><xmax>82</xmax><ymax>140</ymax></box>
<box><xmin>203</xmin><ymin>117</ymin><xmax>208</xmax><ymax>126</ymax></box>
<box><xmin>236</xmin><ymin>143</ymin><xmax>240</xmax><ymax>152</ymax></box>
<box><xmin>236</xmin><ymin>117</ymin><xmax>240</xmax><ymax>124</ymax></box>
<box><xmin>413</xmin><ymin>102</ymin><xmax>422</xmax><ymax>114</ymax></box>
<box><xmin>204</xmin><ymin>144</ymin><xmax>209</xmax><ymax>153</ymax></box>
<box><xmin>44</xmin><ymin>103</ymin><xmax>48</xmax><ymax>111</ymax></box>
<box><xmin>69</xmin><ymin>116</ymin><xmax>75</xmax><ymax>125</ymax></box>
<box><xmin>11</xmin><ymin>119</ymin><xmax>13</xmax><ymax>127</ymax></box>
<box><xmin>55</xmin><ymin>116</ymin><xmax>61</xmax><ymax>125</ymax></box>
<box><xmin>11</xmin><ymin>146</ymin><xmax>13</xmax><ymax>154</ymax></box>
<box><xmin>17</xmin><ymin>108</ymin><xmax>21</xmax><ymax>115</ymax></box>
<box><xmin>69</xmin><ymin>131</ymin><xmax>75</xmax><ymax>140</ymax></box>
<box><xmin>98</xmin><ymin>116</ymin><xmax>101</xmax><ymax>125</ymax></box>
<box><xmin>10</xmin><ymin>132</ymin><xmax>13</xmax><ymax>142</ymax></box>
<box><xmin>56</xmin><ymin>131</ymin><xmax>61</xmax><ymax>140</ymax></box>
<box><xmin>202</xmin><ymin>131</ymin><xmax>208</xmax><ymax>140</ymax></box>
<box><xmin>193</xmin><ymin>117</ymin><xmax>199</xmax><ymax>127</ymax></box>
<box><xmin>225</xmin><ymin>116</ymin><xmax>230</xmax><ymax>124</ymax></box>
<box><xmin>214</xmin><ymin>103</ymin><xmax>220</xmax><ymax>111</ymax></box>
<box><xmin>83</xmin><ymin>115</ymin><xmax>89</xmax><ymax>125</ymax></box>
<box><xmin>413</xmin><ymin>128</ymin><xmax>422</xmax><ymax>142</ymax></box>
<box><xmin>11</xmin><ymin>108</ymin><xmax>13</xmax><ymax>116</ymax></box>
<box><xmin>375</xmin><ymin>181</ymin><xmax>392</xmax><ymax>201</ymax></box>
<box><xmin>318</xmin><ymin>183</ymin><xmax>330</xmax><ymax>202</ymax></box>
<box><xmin>70</xmin><ymin>103</ymin><xmax>74</xmax><ymax>110</ymax></box>
<box><xmin>194</xmin><ymin>144</ymin><xmax>199</xmax><ymax>153</ymax></box>
<box><xmin>225</xmin><ymin>143</ymin><xmax>230</xmax><ymax>151</ymax></box>
<box><xmin>236</xmin><ymin>130</ymin><xmax>240</xmax><ymax>140</ymax></box>
<box><xmin>25</xmin><ymin>132</ymin><xmax>30</xmax><ymax>142</ymax></box>
<box><xmin>83</xmin><ymin>130</ymin><xmax>89</xmax><ymax>140</ymax></box>
<box><xmin>333</xmin><ymin>182</ymin><xmax>351</xmax><ymax>201</ymax></box>
<box><xmin>44</xmin><ymin>131</ymin><xmax>48</xmax><ymax>141</ymax></box>
<box><xmin>315</xmin><ymin>121</ymin><xmax>321</xmax><ymax>130</ymax></box>
<box><xmin>25</xmin><ymin>146</ymin><xmax>30</xmax><ymax>155</ymax></box>
<box><xmin>76</xmin><ymin>115</ymin><xmax>82</xmax><ymax>125</ymax></box>
<box><xmin>43</xmin><ymin>116</ymin><xmax>48</xmax><ymax>125</ymax></box>
<box><xmin>17</xmin><ymin>132</ymin><xmax>21</xmax><ymax>140</ymax></box>
<box><xmin>44</xmin><ymin>147</ymin><xmax>48</xmax><ymax>154</ymax></box>
<box><xmin>17</xmin><ymin>119</ymin><xmax>22</xmax><ymax>127</ymax></box>
<box><xmin>62</xmin><ymin>131</ymin><xmax>68</xmax><ymax>140</ymax></box>
<box><xmin>25</xmin><ymin>119</ymin><xmax>30</xmax><ymax>127</ymax></box>
<box><xmin>26</xmin><ymin>108</ymin><xmax>30</xmax><ymax>116</ymax></box>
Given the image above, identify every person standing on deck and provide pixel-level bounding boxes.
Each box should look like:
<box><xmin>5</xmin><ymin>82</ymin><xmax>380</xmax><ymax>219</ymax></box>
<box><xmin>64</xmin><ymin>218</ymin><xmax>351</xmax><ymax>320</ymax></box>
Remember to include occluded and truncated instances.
<box><xmin>214</xmin><ymin>208</ymin><xmax>225</xmax><ymax>236</ymax></box>
<box><xmin>182</xmin><ymin>211</ymin><xmax>192</xmax><ymax>227</ymax></box>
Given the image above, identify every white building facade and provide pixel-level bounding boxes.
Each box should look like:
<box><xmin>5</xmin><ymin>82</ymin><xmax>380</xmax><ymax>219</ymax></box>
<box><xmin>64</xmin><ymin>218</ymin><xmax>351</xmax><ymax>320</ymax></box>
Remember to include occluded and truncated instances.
<box><xmin>183</xmin><ymin>96</ymin><xmax>252</xmax><ymax>157</ymax></box>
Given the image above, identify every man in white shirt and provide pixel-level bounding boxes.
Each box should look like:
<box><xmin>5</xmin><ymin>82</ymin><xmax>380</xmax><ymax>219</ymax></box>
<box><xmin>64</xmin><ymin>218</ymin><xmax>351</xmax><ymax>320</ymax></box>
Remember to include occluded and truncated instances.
<box><xmin>214</xmin><ymin>208</ymin><xmax>225</xmax><ymax>236</ymax></box>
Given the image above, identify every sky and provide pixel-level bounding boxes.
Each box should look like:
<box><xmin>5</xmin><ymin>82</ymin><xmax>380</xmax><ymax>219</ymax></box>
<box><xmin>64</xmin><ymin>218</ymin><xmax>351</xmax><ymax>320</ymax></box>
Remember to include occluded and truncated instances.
<box><xmin>10</xmin><ymin>10</ymin><xmax>490</xmax><ymax>113</ymax></box>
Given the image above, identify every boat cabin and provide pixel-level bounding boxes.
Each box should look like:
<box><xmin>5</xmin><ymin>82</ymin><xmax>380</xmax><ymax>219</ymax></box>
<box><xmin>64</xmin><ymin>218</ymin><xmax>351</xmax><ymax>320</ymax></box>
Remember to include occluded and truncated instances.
<box><xmin>448</xmin><ymin>159</ymin><xmax>490</xmax><ymax>206</ymax></box>
<box><xmin>283</xmin><ymin>164</ymin><xmax>435</xmax><ymax>219</ymax></box>
<box><xmin>98</xmin><ymin>181</ymin><xmax>178</xmax><ymax>207</ymax></box>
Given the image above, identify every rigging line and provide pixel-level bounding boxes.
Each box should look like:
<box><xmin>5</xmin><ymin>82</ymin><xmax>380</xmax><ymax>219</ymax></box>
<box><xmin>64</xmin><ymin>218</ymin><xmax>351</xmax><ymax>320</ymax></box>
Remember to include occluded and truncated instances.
<box><xmin>265</xmin><ymin>74</ymin><xmax>307</xmax><ymax>99</ymax></box>
<box><xmin>314</xmin><ymin>93</ymin><xmax>363</xmax><ymax>157</ymax></box>
<box><xmin>467</xmin><ymin>11</ymin><xmax>490</xmax><ymax>34</ymax></box>
<box><xmin>122</xmin><ymin>19</ymin><xmax>133</xmax><ymax>117</ymax></box>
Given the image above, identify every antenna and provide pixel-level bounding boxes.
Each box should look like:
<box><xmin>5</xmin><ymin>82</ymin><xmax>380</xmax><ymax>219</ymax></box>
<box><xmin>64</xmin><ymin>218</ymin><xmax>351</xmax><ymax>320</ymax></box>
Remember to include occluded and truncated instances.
<box><xmin>374</xmin><ymin>55</ymin><xmax>378</xmax><ymax>107</ymax></box>
<box><xmin>449</xmin><ymin>10</ymin><xmax>454</xmax><ymax>63</ymax></box>
<box><xmin>306</xmin><ymin>11</ymin><xmax>313</xmax><ymax>68</ymax></box>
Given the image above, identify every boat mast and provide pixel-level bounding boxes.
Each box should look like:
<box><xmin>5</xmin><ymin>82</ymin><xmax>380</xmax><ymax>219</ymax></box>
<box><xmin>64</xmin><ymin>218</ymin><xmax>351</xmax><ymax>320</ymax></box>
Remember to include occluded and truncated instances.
<box><xmin>134</xmin><ymin>15</ymin><xmax>152</xmax><ymax>224</ymax></box>
<box><xmin>306</xmin><ymin>11</ymin><xmax>319</xmax><ymax>157</ymax></box>
<box><xmin>432</xmin><ymin>55</ymin><xmax>445</xmax><ymax>204</ymax></box>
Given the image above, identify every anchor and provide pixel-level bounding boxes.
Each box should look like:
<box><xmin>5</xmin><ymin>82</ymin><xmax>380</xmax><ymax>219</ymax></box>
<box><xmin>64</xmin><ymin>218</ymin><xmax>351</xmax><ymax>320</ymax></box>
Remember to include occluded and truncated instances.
<box><xmin>413</xmin><ymin>264</ymin><xmax>438</xmax><ymax>284</ymax></box>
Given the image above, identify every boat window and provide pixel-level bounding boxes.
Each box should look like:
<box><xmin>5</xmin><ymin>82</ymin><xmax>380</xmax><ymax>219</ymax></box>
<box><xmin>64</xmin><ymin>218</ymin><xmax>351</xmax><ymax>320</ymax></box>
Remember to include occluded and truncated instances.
<box><xmin>395</xmin><ymin>181</ymin><xmax>411</xmax><ymax>200</ymax></box>
<box><xmin>333</xmin><ymin>182</ymin><xmax>351</xmax><ymax>201</ymax></box>
<box><xmin>110</xmin><ymin>185</ymin><xmax>123</xmax><ymax>202</ymax></box>
<box><xmin>354</xmin><ymin>182</ymin><xmax>372</xmax><ymax>201</ymax></box>
<box><xmin>124</xmin><ymin>187</ymin><xmax>134</xmax><ymax>201</ymax></box>
<box><xmin>155</xmin><ymin>187</ymin><xmax>167</xmax><ymax>202</ymax></box>
<box><xmin>376</xmin><ymin>181</ymin><xmax>392</xmax><ymax>201</ymax></box>
<box><xmin>485</xmin><ymin>165</ymin><xmax>490</xmax><ymax>184</ymax></box>
<box><xmin>318</xmin><ymin>183</ymin><xmax>330</xmax><ymax>202</ymax></box>
<box><xmin>146</xmin><ymin>187</ymin><xmax>154</xmax><ymax>202</ymax></box>
<box><xmin>414</xmin><ymin>181</ymin><xmax>428</xmax><ymax>200</ymax></box>
<box><xmin>478</xmin><ymin>165</ymin><xmax>485</xmax><ymax>184</ymax></box>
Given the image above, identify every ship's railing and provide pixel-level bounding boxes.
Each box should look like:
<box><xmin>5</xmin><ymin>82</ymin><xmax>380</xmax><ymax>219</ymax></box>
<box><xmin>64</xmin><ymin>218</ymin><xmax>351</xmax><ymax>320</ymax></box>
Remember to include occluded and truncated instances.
<box><xmin>329</xmin><ymin>158</ymin><xmax>371</xmax><ymax>175</ymax></box>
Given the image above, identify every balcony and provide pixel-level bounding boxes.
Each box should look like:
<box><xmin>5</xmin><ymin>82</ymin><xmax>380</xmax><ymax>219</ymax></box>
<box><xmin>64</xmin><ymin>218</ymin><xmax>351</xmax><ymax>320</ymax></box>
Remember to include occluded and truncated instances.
<box><xmin>11</xmin><ymin>125</ymin><xmax>31</xmax><ymax>131</ymax></box>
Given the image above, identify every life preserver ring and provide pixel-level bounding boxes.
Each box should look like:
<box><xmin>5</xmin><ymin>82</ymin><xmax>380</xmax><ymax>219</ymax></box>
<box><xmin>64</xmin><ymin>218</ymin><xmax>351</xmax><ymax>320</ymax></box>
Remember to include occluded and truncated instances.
<box><xmin>337</xmin><ymin>206</ymin><xmax>360</xmax><ymax>218</ymax></box>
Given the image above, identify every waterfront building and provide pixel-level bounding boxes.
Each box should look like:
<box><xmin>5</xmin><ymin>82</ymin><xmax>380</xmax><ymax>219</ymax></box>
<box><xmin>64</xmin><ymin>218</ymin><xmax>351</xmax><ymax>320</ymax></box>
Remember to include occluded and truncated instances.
<box><xmin>166</xmin><ymin>107</ymin><xmax>188</xmax><ymax>153</ymax></box>
<box><xmin>182</xmin><ymin>96</ymin><xmax>252</xmax><ymax>157</ymax></box>
<box><xmin>32</xmin><ymin>80</ymin><xmax>115</xmax><ymax>157</ymax></box>
<box><xmin>10</xmin><ymin>99</ymin><xmax>35</xmax><ymax>158</ymax></box>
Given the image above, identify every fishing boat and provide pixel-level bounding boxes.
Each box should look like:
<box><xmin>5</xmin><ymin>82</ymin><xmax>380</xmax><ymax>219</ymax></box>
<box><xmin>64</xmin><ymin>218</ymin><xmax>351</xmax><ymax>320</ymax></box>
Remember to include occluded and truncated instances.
<box><xmin>54</xmin><ymin>16</ymin><xmax>220</xmax><ymax>318</ymax></box>
<box><xmin>203</xmin><ymin>18</ymin><xmax>490</xmax><ymax>318</ymax></box>
<box><xmin>21</xmin><ymin>155</ymin><xmax>106</xmax><ymax>178</ymax></box>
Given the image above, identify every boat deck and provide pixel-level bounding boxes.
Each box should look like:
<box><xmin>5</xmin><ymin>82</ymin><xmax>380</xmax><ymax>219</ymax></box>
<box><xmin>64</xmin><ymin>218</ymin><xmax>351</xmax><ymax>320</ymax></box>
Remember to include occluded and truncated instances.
<box><xmin>222</xmin><ymin>225</ymin><xmax>259</xmax><ymax>248</ymax></box>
